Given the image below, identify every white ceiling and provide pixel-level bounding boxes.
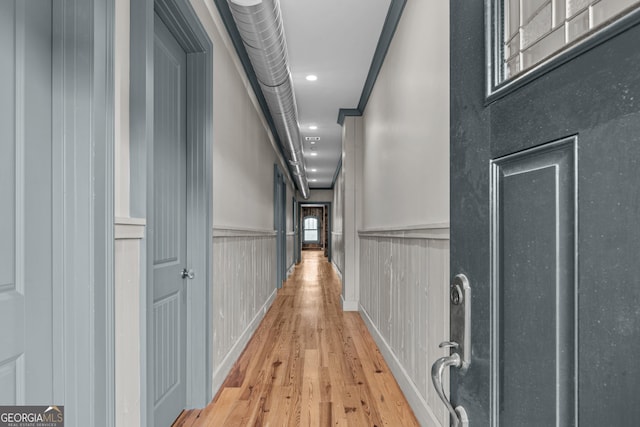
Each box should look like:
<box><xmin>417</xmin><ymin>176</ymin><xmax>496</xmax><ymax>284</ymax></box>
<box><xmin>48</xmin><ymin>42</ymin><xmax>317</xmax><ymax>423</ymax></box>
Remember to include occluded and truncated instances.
<box><xmin>278</xmin><ymin>0</ymin><xmax>392</xmax><ymax>188</ymax></box>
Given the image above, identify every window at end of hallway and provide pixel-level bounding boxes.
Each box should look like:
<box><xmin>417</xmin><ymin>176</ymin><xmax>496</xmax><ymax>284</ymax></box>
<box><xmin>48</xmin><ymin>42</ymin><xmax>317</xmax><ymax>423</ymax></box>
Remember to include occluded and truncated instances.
<box><xmin>303</xmin><ymin>216</ymin><xmax>319</xmax><ymax>243</ymax></box>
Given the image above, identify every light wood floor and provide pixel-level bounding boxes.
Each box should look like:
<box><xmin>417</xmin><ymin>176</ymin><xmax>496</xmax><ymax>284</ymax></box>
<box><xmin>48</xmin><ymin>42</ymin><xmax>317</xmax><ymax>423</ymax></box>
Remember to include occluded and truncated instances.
<box><xmin>173</xmin><ymin>250</ymin><xmax>419</xmax><ymax>426</ymax></box>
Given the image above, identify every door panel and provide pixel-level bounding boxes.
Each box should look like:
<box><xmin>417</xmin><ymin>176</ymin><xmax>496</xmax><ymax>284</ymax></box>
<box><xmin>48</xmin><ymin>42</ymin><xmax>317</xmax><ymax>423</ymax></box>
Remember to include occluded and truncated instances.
<box><xmin>450</xmin><ymin>1</ymin><xmax>640</xmax><ymax>426</ymax></box>
<box><xmin>0</xmin><ymin>1</ymin><xmax>57</xmax><ymax>405</ymax></box>
<box><xmin>152</xmin><ymin>13</ymin><xmax>187</xmax><ymax>425</ymax></box>
<box><xmin>492</xmin><ymin>140</ymin><xmax>576</xmax><ymax>426</ymax></box>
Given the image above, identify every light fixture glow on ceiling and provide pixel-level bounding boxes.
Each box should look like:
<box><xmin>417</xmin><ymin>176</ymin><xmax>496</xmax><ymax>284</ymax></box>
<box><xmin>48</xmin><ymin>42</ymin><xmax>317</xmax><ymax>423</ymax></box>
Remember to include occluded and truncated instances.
<box><xmin>310</xmin><ymin>168</ymin><xmax>317</xmax><ymax>172</ymax></box>
<box><xmin>305</xmin><ymin>74</ymin><xmax>318</xmax><ymax>81</ymax></box>
<box><xmin>310</xmin><ymin>152</ymin><xmax>318</xmax><ymax>156</ymax></box>
<box><xmin>309</xmin><ymin>125</ymin><xmax>318</xmax><ymax>130</ymax></box>
<box><xmin>310</xmin><ymin>179</ymin><xmax>318</xmax><ymax>182</ymax></box>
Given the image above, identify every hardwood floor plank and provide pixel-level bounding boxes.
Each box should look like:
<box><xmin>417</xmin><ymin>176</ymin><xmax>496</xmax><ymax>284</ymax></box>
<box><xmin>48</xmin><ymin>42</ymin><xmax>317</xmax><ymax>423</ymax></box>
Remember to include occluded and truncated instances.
<box><xmin>173</xmin><ymin>250</ymin><xmax>419</xmax><ymax>427</ymax></box>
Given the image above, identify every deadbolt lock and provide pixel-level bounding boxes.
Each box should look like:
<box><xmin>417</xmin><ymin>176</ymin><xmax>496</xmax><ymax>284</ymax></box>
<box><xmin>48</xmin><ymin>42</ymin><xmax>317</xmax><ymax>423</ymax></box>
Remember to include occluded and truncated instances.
<box><xmin>450</xmin><ymin>283</ymin><xmax>463</xmax><ymax>305</ymax></box>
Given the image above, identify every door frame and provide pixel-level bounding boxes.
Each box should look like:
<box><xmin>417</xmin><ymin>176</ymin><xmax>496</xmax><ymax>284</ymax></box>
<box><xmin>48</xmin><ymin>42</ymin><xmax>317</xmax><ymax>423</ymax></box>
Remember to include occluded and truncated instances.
<box><xmin>274</xmin><ymin>165</ymin><xmax>287</xmax><ymax>288</ymax></box>
<box><xmin>130</xmin><ymin>0</ymin><xmax>213</xmax><ymax>423</ymax></box>
<box><xmin>297</xmin><ymin>201</ymin><xmax>332</xmax><ymax>261</ymax></box>
<box><xmin>51</xmin><ymin>0</ymin><xmax>116</xmax><ymax>424</ymax></box>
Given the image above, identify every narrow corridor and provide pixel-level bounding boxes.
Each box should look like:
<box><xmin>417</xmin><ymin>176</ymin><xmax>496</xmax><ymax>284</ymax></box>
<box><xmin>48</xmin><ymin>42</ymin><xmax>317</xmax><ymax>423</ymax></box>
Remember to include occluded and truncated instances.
<box><xmin>174</xmin><ymin>250</ymin><xmax>419</xmax><ymax>426</ymax></box>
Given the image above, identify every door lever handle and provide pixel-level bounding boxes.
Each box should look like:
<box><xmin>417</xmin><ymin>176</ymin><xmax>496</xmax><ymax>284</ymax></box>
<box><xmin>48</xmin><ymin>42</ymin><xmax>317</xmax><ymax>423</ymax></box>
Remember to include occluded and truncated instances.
<box><xmin>431</xmin><ymin>346</ymin><xmax>469</xmax><ymax>427</ymax></box>
<box><xmin>431</xmin><ymin>352</ymin><xmax>463</xmax><ymax>427</ymax></box>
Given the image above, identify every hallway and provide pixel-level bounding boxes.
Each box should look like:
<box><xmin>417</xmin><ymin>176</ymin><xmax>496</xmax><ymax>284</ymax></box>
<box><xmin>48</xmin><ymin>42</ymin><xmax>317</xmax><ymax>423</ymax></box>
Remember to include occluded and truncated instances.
<box><xmin>174</xmin><ymin>250</ymin><xmax>419</xmax><ymax>426</ymax></box>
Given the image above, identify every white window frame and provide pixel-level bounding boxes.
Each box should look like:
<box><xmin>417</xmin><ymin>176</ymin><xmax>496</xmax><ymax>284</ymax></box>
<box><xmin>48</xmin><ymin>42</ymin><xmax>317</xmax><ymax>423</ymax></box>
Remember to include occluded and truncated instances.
<box><xmin>303</xmin><ymin>216</ymin><xmax>320</xmax><ymax>243</ymax></box>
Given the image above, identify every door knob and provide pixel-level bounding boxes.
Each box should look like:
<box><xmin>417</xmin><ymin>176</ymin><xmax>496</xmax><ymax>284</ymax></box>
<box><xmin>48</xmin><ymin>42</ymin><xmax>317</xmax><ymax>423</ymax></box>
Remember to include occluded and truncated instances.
<box><xmin>180</xmin><ymin>268</ymin><xmax>194</xmax><ymax>279</ymax></box>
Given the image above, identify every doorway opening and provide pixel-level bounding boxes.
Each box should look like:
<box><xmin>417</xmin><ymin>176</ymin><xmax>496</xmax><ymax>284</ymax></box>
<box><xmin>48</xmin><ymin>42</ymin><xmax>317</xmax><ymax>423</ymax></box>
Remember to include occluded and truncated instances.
<box><xmin>299</xmin><ymin>203</ymin><xmax>331</xmax><ymax>259</ymax></box>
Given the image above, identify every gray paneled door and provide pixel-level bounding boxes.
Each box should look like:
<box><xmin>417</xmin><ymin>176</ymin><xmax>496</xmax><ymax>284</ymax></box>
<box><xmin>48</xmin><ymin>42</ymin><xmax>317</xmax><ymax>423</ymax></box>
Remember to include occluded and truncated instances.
<box><xmin>274</xmin><ymin>166</ymin><xmax>286</xmax><ymax>287</ymax></box>
<box><xmin>450</xmin><ymin>2</ymin><xmax>640</xmax><ymax>426</ymax></box>
<box><xmin>0</xmin><ymin>1</ymin><xmax>60</xmax><ymax>405</ymax></box>
<box><xmin>152</xmin><ymin>13</ymin><xmax>188</xmax><ymax>426</ymax></box>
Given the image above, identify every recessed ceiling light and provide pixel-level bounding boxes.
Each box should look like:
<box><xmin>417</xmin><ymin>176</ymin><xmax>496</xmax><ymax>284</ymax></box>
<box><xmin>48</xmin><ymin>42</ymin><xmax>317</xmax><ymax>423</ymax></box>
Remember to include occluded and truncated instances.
<box><xmin>305</xmin><ymin>74</ymin><xmax>318</xmax><ymax>81</ymax></box>
<box><xmin>310</xmin><ymin>152</ymin><xmax>318</xmax><ymax>156</ymax></box>
<box><xmin>309</xmin><ymin>125</ymin><xmax>318</xmax><ymax>130</ymax></box>
<box><xmin>310</xmin><ymin>168</ymin><xmax>317</xmax><ymax>172</ymax></box>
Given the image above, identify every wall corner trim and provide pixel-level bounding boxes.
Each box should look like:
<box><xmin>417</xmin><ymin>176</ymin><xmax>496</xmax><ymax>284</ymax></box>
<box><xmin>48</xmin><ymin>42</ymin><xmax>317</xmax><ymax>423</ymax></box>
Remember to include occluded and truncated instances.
<box><xmin>337</xmin><ymin>108</ymin><xmax>361</xmax><ymax>125</ymax></box>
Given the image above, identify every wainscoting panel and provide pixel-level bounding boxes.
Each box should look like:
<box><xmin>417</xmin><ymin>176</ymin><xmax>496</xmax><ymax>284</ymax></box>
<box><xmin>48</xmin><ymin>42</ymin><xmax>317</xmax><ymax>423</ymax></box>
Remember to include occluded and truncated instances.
<box><xmin>211</xmin><ymin>227</ymin><xmax>277</xmax><ymax>391</ymax></box>
<box><xmin>331</xmin><ymin>231</ymin><xmax>344</xmax><ymax>277</ymax></box>
<box><xmin>359</xmin><ymin>225</ymin><xmax>450</xmax><ymax>427</ymax></box>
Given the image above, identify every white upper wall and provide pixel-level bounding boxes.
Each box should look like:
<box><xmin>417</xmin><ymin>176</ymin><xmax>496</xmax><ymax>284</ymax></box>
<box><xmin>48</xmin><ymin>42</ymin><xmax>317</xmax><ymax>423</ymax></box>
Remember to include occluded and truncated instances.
<box><xmin>192</xmin><ymin>0</ymin><xmax>294</xmax><ymax>230</ymax></box>
<box><xmin>361</xmin><ymin>0</ymin><xmax>449</xmax><ymax>229</ymax></box>
<box><xmin>303</xmin><ymin>189</ymin><xmax>334</xmax><ymax>203</ymax></box>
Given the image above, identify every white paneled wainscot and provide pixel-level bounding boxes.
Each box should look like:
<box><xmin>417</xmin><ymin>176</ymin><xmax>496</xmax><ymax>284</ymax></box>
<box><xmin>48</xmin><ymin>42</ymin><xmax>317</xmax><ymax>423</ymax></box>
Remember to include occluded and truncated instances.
<box><xmin>359</xmin><ymin>225</ymin><xmax>450</xmax><ymax>427</ymax></box>
<box><xmin>211</xmin><ymin>227</ymin><xmax>278</xmax><ymax>391</ymax></box>
<box><xmin>115</xmin><ymin>218</ymin><xmax>146</xmax><ymax>427</ymax></box>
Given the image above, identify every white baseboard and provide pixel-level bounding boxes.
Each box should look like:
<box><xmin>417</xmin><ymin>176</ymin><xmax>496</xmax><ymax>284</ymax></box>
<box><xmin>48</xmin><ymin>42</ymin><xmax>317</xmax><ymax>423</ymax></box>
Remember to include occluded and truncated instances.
<box><xmin>340</xmin><ymin>294</ymin><xmax>359</xmax><ymax>311</ymax></box>
<box><xmin>210</xmin><ymin>288</ymin><xmax>278</xmax><ymax>394</ymax></box>
<box><xmin>331</xmin><ymin>261</ymin><xmax>343</xmax><ymax>280</ymax></box>
<box><xmin>359</xmin><ymin>304</ymin><xmax>442</xmax><ymax>427</ymax></box>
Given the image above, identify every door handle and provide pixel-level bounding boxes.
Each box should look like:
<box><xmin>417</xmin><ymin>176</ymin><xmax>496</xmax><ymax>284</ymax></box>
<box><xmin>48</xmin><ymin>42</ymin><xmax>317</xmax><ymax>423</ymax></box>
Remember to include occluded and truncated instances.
<box><xmin>180</xmin><ymin>268</ymin><xmax>194</xmax><ymax>279</ymax></box>
<box><xmin>431</xmin><ymin>345</ymin><xmax>468</xmax><ymax>427</ymax></box>
<box><xmin>430</xmin><ymin>274</ymin><xmax>471</xmax><ymax>426</ymax></box>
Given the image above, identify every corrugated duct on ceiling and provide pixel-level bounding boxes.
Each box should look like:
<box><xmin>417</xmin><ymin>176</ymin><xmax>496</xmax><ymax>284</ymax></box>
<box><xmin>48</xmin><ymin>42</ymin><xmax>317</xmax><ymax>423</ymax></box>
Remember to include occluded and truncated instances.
<box><xmin>227</xmin><ymin>0</ymin><xmax>310</xmax><ymax>199</ymax></box>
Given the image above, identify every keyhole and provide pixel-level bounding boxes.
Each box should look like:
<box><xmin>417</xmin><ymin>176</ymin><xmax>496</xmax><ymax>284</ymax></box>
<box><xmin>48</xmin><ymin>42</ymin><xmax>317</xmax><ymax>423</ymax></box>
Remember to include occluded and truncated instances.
<box><xmin>451</xmin><ymin>284</ymin><xmax>463</xmax><ymax>305</ymax></box>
